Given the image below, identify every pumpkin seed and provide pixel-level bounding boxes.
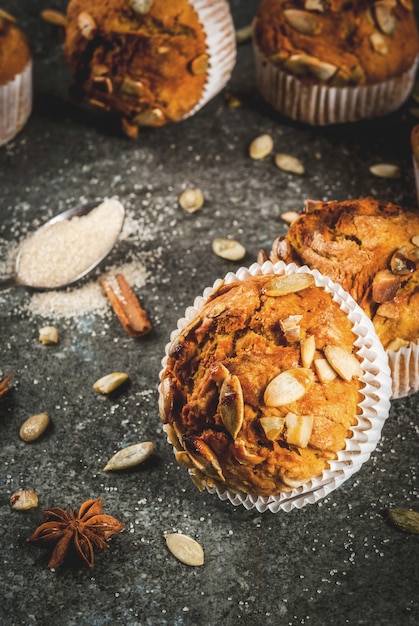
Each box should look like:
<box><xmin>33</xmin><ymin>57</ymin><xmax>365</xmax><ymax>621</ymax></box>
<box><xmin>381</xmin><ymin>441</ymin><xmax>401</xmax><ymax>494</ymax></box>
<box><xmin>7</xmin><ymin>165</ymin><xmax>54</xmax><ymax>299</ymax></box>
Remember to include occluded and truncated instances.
<box><xmin>249</xmin><ymin>134</ymin><xmax>274</xmax><ymax>160</ymax></box>
<box><xmin>190</xmin><ymin>54</ymin><xmax>210</xmax><ymax>76</ymax></box>
<box><xmin>304</xmin><ymin>0</ymin><xmax>325</xmax><ymax>11</ymax></box>
<box><xmin>235</xmin><ymin>24</ymin><xmax>252</xmax><ymax>44</ymax></box>
<box><xmin>280</xmin><ymin>211</ymin><xmax>300</xmax><ymax>224</ymax></box>
<box><xmin>93</xmin><ymin>372</ymin><xmax>129</xmax><ymax>394</ymax></box>
<box><xmin>219</xmin><ymin>374</ymin><xmax>244</xmax><ymax>439</ymax></box>
<box><xmin>77</xmin><ymin>11</ymin><xmax>96</xmax><ymax>39</ymax></box>
<box><xmin>283</xmin><ymin>9</ymin><xmax>321</xmax><ymax>35</ymax></box>
<box><xmin>374</xmin><ymin>4</ymin><xmax>397</xmax><ymax>35</ymax></box>
<box><xmin>164</xmin><ymin>533</ymin><xmax>204</xmax><ymax>566</ymax></box>
<box><xmin>130</xmin><ymin>0</ymin><xmax>154</xmax><ymax>13</ymax></box>
<box><xmin>388</xmin><ymin>508</ymin><xmax>419</xmax><ymax>534</ymax></box>
<box><xmin>134</xmin><ymin>108</ymin><xmax>164</xmax><ymax>126</ymax></box>
<box><xmin>19</xmin><ymin>413</ymin><xmax>50</xmax><ymax>442</ymax></box>
<box><xmin>369</xmin><ymin>163</ymin><xmax>401</xmax><ymax>178</ymax></box>
<box><xmin>179</xmin><ymin>188</ymin><xmax>204</xmax><ymax>213</ymax></box>
<box><xmin>40</xmin><ymin>9</ymin><xmax>66</xmax><ymax>26</ymax></box>
<box><xmin>10</xmin><ymin>489</ymin><xmax>39</xmax><ymax>511</ymax></box>
<box><xmin>212</xmin><ymin>238</ymin><xmax>246</xmax><ymax>261</ymax></box>
<box><xmin>274</xmin><ymin>153</ymin><xmax>305</xmax><ymax>175</ymax></box>
<box><xmin>370</xmin><ymin>32</ymin><xmax>388</xmax><ymax>55</ymax></box>
<box><xmin>103</xmin><ymin>441</ymin><xmax>154</xmax><ymax>471</ymax></box>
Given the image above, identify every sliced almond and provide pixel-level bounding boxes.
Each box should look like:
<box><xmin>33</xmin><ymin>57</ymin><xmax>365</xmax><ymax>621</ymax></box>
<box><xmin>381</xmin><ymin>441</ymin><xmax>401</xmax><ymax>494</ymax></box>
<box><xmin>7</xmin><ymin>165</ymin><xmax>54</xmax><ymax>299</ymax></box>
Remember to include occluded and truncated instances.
<box><xmin>411</xmin><ymin>235</ymin><xmax>419</xmax><ymax>248</ymax></box>
<box><xmin>77</xmin><ymin>11</ymin><xmax>96</xmax><ymax>39</ymax></box>
<box><xmin>301</xmin><ymin>335</ymin><xmax>316</xmax><ymax>368</ymax></box>
<box><xmin>369</xmin><ymin>163</ymin><xmax>401</xmax><ymax>178</ymax></box>
<box><xmin>259</xmin><ymin>416</ymin><xmax>285</xmax><ymax>441</ymax></box>
<box><xmin>264</xmin><ymin>368</ymin><xmax>314</xmax><ymax>407</ymax></box>
<box><xmin>274</xmin><ymin>153</ymin><xmax>305</xmax><ymax>175</ymax></box>
<box><xmin>280</xmin><ymin>315</ymin><xmax>303</xmax><ymax>343</ymax></box>
<box><xmin>390</xmin><ymin>250</ymin><xmax>417</xmax><ymax>274</ymax></box>
<box><xmin>386</xmin><ymin>337</ymin><xmax>410</xmax><ymax>351</ymax></box>
<box><xmin>219</xmin><ymin>374</ymin><xmax>244</xmax><ymax>439</ymax></box>
<box><xmin>264</xmin><ymin>273</ymin><xmax>314</xmax><ymax>297</ymax></box>
<box><xmin>120</xmin><ymin>77</ymin><xmax>145</xmax><ymax>96</ymax></box>
<box><xmin>314</xmin><ymin>358</ymin><xmax>337</xmax><ymax>383</ymax></box>
<box><xmin>270</xmin><ymin>236</ymin><xmax>291</xmax><ymax>262</ymax></box>
<box><xmin>10</xmin><ymin>490</ymin><xmax>39</xmax><ymax>511</ymax></box>
<box><xmin>103</xmin><ymin>441</ymin><xmax>154</xmax><ymax>471</ymax></box>
<box><xmin>0</xmin><ymin>8</ymin><xmax>16</xmax><ymax>23</ymax></box>
<box><xmin>284</xmin><ymin>54</ymin><xmax>337</xmax><ymax>82</ymax></box>
<box><xmin>38</xmin><ymin>325</ymin><xmax>59</xmax><ymax>345</ymax></box>
<box><xmin>376</xmin><ymin>302</ymin><xmax>400</xmax><ymax>319</ymax></box>
<box><xmin>188</xmin><ymin>468</ymin><xmax>209</xmax><ymax>491</ymax></box>
<box><xmin>249</xmin><ymin>134</ymin><xmax>274</xmax><ymax>160</ymax></box>
<box><xmin>283</xmin><ymin>9</ymin><xmax>321</xmax><ymax>35</ymax></box>
<box><xmin>164</xmin><ymin>533</ymin><xmax>204</xmax><ymax>567</ymax></box>
<box><xmin>285</xmin><ymin>412</ymin><xmax>313</xmax><ymax>448</ymax></box>
<box><xmin>324</xmin><ymin>345</ymin><xmax>363</xmax><ymax>381</ymax></box>
<box><xmin>372</xmin><ymin>269</ymin><xmax>401</xmax><ymax>303</ymax></box>
<box><xmin>212</xmin><ymin>238</ymin><xmax>246</xmax><ymax>261</ymax></box>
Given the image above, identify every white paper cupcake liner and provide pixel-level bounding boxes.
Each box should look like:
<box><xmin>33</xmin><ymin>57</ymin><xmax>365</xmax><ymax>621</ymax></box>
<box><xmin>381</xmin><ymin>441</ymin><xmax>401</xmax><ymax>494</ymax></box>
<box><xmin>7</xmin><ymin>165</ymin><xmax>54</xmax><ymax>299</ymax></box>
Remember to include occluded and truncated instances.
<box><xmin>0</xmin><ymin>58</ymin><xmax>32</xmax><ymax>147</ymax></box>
<box><xmin>159</xmin><ymin>261</ymin><xmax>392</xmax><ymax>513</ymax></box>
<box><xmin>388</xmin><ymin>340</ymin><xmax>419</xmax><ymax>399</ymax></box>
<box><xmin>253</xmin><ymin>42</ymin><xmax>419</xmax><ymax>125</ymax></box>
<box><xmin>182</xmin><ymin>0</ymin><xmax>236</xmax><ymax>119</ymax></box>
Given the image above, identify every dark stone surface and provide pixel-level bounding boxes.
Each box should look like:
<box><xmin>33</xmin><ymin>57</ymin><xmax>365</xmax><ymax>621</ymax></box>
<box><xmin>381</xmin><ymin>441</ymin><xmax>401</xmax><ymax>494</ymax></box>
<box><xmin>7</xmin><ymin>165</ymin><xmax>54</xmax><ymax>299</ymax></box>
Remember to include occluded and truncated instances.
<box><xmin>1</xmin><ymin>2</ymin><xmax>418</xmax><ymax>625</ymax></box>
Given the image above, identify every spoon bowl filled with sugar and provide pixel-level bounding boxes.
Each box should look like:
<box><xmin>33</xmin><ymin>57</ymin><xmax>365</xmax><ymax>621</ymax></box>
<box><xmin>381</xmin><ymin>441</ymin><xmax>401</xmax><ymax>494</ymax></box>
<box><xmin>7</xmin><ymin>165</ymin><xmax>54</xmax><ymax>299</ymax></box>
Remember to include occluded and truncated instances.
<box><xmin>0</xmin><ymin>199</ymin><xmax>125</xmax><ymax>291</ymax></box>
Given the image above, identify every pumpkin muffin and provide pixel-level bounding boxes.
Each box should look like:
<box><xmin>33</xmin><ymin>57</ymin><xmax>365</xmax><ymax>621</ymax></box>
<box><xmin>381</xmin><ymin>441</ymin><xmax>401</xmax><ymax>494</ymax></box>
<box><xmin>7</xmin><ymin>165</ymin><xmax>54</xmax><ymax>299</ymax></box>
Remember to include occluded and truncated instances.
<box><xmin>252</xmin><ymin>0</ymin><xmax>419</xmax><ymax>125</ymax></box>
<box><xmin>64</xmin><ymin>0</ymin><xmax>236</xmax><ymax>137</ymax></box>
<box><xmin>159</xmin><ymin>263</ymin><xmax>391</xmax><ymax>512</ymax></box>
<box><xmin>270</xmin><ymin>196</ymin><xmax>419</xmax><ymax>397</ymax></box>
<box><xmin>0</xmin><ymin>9</ymin><xmax>32</xmax><ymax>146</ymax></box>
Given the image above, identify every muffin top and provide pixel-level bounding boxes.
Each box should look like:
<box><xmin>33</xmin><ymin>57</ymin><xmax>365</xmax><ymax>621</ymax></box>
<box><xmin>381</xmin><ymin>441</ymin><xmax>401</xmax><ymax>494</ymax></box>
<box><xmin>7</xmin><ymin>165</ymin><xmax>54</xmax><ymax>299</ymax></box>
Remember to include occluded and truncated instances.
<box><xmin>0</xmin><ymin>11</ymin><xmax>31</xmax><ymax>84</ymax></box>
<box><xmin>160</xmin><ymin>272</ymin><xmax>363</xmax><ymax>497</ymax></box>
<box><xmin>270</xmin><ymin>196</ymin><xmax>419</xmax><ymax>350</ymax></box>
<box><xmin>64</xmin><ymin>0</ymin><xmax>209</xmax><ymax>127</ymax></box>
<box><xmin>253</xmin><ymin>0</ymin><xmax>419</xmax><ymax>86</ymax></box>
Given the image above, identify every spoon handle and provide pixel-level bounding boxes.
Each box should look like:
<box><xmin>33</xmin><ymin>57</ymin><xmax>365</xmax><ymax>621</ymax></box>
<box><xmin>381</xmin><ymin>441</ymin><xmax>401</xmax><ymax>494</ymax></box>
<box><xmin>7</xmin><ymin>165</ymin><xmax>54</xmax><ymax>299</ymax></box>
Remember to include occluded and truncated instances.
<box><xmin>0</xmin><ymin>276</ymin><xmax>18</xmax><ymax>291</ymax></box>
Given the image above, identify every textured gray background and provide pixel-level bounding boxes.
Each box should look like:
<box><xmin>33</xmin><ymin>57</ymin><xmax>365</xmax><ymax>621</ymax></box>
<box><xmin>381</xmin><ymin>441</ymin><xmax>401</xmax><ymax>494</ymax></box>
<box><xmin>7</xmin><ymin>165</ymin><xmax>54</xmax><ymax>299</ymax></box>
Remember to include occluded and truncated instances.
<box><xmin>1</xmin><ymin>2</ymin><xmax>418</xmax><ymax>625</ymax></box>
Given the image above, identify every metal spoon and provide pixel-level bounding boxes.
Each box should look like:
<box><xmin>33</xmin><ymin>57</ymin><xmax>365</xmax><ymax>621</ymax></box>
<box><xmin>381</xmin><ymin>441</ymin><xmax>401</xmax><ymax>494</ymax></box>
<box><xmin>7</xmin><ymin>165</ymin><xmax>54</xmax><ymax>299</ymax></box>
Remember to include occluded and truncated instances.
<box><xmin>0</xmin><ymin>199</ymin><xmax>125</xmax><ymax>291</ymax></box>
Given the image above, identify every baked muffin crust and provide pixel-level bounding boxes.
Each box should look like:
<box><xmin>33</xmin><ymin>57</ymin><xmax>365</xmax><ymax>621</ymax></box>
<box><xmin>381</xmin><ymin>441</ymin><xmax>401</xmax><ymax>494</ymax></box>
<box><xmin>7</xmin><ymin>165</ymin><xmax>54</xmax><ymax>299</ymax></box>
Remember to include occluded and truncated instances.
<box><xmin>0</xmin><ymin>13</ymin><xmax>31</xmax><ymax>84</ymax></box>
<box><xmin>253</xmin><ymin>0</ymin><xmax>419</xmax><ymax>86</ymax></box>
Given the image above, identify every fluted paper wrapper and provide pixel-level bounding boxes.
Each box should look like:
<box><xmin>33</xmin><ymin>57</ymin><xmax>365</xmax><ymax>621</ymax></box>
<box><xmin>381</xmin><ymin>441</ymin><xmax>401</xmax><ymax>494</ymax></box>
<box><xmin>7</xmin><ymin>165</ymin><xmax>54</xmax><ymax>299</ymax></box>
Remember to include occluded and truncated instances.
<box><xmin>182</xmin><ymin>0</ymin><xmax>236</xmax><ymax>120</ymax></box>
<box><xmin>159</xmin><ymin>262</ymin><xmax>392</xmax><ymax>513</ymax></box>
<box><xmin>388</xmin><ymin>340</ymin><xmax>419</xmax><ymax>399</ymax></box>
<box><xmin>253</xmin><ymin>42</ymin><xmax>418</xmax><ymax>125</ymax></box>
<box><xmin>0</xmin><ymin>59</ymin><xmax>32</xmax><ymax>147</ymax></box>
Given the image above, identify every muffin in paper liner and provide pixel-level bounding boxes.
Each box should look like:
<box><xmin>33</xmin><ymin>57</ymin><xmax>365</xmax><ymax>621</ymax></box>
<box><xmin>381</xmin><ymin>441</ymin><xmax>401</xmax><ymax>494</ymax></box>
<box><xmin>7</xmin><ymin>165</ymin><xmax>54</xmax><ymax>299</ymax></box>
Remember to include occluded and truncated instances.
<box><xmin>253</xmin><ymin>43</ymin><xmax>419</xmax><ymax>126</ymax></box>
<box><xmin>158</xmin><ymin>261</ymin><xmax>392</xmax><ymax>513</ymax></box>
<box><xmin>0</xmin><ymin>58</ymin><xmax>32</xmax><ymax>148</ymax></box>
<box><xmin>64</xmin><ymin>0</ymin><xmax>236</xmax><ymax>132</ymax></box>
<box><xmin>412</xmin><ymin>124</ymin><xmax>419</xmax><ymax>209</ymax></box>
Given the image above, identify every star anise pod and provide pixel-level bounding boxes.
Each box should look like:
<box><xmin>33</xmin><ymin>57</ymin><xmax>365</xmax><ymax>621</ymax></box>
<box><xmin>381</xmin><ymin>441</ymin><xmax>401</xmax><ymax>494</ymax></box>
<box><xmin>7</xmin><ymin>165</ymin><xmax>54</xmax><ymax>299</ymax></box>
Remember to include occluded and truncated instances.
<box><xmin>0</xmin><ymin>373</ymin><xmax>13</xmax><ymax>398</ymax></box>
<box><xmin>27</xmin><ymin>498</ymin><xmax>125</xmax><ymax>568</ymax></box>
